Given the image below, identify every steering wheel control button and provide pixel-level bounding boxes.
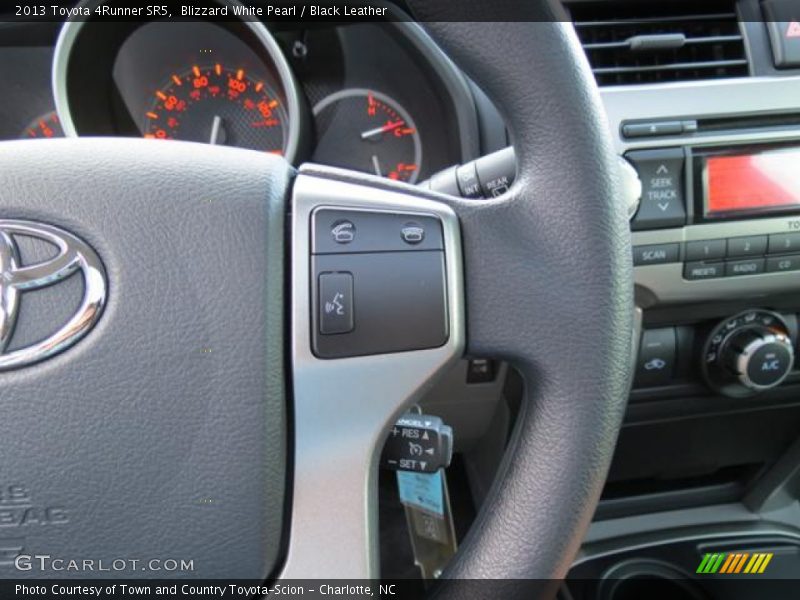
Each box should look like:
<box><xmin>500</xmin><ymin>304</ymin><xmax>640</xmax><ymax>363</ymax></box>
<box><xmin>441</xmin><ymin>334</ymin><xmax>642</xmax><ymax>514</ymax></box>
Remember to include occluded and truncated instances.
<box><xmin>702</xmin><ymin>310</ymin><xmax>795</xmax><ymax>397</ymax></box>
<box><xmin>684</xmin><ymin>261</ymin><xmax>724</xmax><ymax>280</ymax></box>
<box><xmin>330</xmin><ymin>220</ymin><xmax>356</xmax><ymax>245</ymax></box>
<box><xmin>312</xmin><ymin>208</ymin><xmax>443</xmax><ymax>254</ymax></box>
<box><xmin>312</xmin><ymin>250</ymin><xmax>448</xmax><ymax>359</ymax></box>
<box><xmin>400</xmin><ymin>222</ymin><xmax>425</xmax><ymax>245</ymax></box>
<box><xmin>318</xmin><ymin>272</ymin><xmax>354</xmax><ymax>335</ymax></box>
<box><xmin>633</xmin><ymin>243</ymin><xmax>680</xmax><ymax>266</ymax></box>
<box><xmin>635</xmin><ymin>327</ymin><xmax>676</xmax><ymax>387</ymax></box>
<box><xmin>381</xmin><ymin>414</ymin><xmax>453</xmax><ymax>473</ymax></box>
<box><xmin>627</xmin><ymin>148</ymin><xmax>687</xmax><ymax>231</ymax></box>
<box><xmin>685</xmin><ymin>239</ymin><xmax>726</xmax><ymax>262</ymax></box>
<box><xmin>728</xmin><ymin>235</ymin><xmax>768</xmax><ymax>257</ymax></box>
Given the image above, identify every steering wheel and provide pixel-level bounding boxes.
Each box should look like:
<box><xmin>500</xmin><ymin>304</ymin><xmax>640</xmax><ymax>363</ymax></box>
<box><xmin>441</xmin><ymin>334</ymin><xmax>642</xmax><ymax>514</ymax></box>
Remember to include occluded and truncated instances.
<box><xmin>0</xmin><ymin>0</ymin><xmax>633</xmax><ymax>594</ymax></box>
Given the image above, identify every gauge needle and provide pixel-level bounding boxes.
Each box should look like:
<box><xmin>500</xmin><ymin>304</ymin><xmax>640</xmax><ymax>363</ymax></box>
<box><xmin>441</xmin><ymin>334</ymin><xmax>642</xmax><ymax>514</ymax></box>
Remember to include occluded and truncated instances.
<box><xmin>371</xmin><ymin>155</ymin><xmax>382</xmax><ymax>177</ymax></box>
<box><xmin>360</xmin><ymin>120</ymin><xmax>404</xmax><ymax>140</ymax></box>
<box><xmin>209</xmin><ymin>115</ymin><xmax>224</xmax><ymax>145</ymax></box>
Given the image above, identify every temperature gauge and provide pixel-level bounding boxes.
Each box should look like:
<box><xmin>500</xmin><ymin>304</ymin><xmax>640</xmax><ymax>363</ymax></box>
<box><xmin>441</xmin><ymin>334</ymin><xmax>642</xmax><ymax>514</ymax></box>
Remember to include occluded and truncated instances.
<box><xmin>312</xmin><ymin>89</ymin><xmax>422</xmax><ymax>183</ymax></box>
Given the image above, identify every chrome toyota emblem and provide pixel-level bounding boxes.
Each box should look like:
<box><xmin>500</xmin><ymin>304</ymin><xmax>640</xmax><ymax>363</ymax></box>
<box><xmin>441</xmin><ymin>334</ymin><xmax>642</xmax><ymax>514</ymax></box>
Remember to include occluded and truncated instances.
<box><xmin>0</xmin><ymin>220</ymin><xmax>106</xmax><ymax>370</ymax></box>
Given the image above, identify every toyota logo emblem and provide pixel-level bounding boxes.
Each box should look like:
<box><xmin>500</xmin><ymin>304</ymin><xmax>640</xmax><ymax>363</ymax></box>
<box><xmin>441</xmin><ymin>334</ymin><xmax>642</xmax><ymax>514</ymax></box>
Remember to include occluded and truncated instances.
<box><xmin>0</xmin><ymin>220</ymin><xmax>106</xmax><ymax>370</ymax></box>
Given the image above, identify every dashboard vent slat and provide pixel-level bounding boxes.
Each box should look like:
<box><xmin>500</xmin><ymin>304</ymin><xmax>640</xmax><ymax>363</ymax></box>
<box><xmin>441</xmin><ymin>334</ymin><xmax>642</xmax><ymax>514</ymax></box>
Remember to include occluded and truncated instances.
<box><xmin>569</xmin><ymin>0</ymin><xmax>749</xmax><ymax>86</ymax></box>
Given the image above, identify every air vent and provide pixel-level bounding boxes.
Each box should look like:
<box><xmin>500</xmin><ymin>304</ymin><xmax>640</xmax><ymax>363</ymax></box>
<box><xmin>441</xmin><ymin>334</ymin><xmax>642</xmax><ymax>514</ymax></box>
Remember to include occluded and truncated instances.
<box><xmin>569</xmin><ymin>0</ymin><xmax>749</xmax><ymax>86</ymax></box>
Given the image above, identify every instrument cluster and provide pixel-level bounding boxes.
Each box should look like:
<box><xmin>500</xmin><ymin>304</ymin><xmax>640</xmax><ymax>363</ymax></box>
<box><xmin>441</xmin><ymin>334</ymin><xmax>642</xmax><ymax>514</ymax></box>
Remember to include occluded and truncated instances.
<box><xmin>47</xmin><ymin>13</ymin><xmax>475</xmax><ymax>183</ymax></box>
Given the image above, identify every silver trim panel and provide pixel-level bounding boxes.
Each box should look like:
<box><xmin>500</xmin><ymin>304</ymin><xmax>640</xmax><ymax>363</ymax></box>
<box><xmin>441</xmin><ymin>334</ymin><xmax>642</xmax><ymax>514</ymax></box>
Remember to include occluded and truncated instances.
<box><xmin>282</xmin><ymin>172</ymin><xmax>464</xmax><ymax>579</ymax></box>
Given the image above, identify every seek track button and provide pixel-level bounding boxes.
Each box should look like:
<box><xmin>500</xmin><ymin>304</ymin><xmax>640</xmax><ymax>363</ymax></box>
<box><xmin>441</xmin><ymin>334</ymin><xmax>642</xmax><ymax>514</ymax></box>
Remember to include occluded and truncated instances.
<box><xmin>627</xmin><ymin>148</ymin><xmax>687</xmax><ymax>231</ymax></box>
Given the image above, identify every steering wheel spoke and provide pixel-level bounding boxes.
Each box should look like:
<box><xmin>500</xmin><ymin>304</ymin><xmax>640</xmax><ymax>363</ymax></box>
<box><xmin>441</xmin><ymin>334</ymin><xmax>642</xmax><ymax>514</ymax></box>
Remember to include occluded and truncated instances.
<box><xmin>283</xmin><ymin>168</ymin><xmax>465</xmax><ymax>578</ymax></box>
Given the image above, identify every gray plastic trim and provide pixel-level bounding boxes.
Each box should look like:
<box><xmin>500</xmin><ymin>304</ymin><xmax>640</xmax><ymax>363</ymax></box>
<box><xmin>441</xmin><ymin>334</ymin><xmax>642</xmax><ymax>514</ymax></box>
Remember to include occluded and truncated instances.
<box><xmin>282</xmin><ymin>171</ymin><xmax>465</xmax><ymax>579</ymax></box>
<box><xmin>389</xmin><ymin>18</ymin><xmax>482</xmax><ymax>162</ymax></box>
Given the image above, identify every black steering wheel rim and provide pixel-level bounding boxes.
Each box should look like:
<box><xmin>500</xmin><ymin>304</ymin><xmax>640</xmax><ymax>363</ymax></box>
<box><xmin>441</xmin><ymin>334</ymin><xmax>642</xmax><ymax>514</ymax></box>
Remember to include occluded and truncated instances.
<box><xmin>401</xmin><ymin>4</ymin><xmax>635</xmax><ymax>585</ymax></box>
<box><xmin>0</xmin><ymin>4</ymin><xmax>633</xmax><ymax>594</ymax></box>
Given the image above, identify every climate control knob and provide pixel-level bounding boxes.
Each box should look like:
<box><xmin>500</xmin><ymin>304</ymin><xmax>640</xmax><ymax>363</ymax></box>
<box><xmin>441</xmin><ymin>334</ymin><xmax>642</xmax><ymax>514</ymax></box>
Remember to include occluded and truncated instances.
<box><xmin>721</xmin><ymin>328</ymin><xmax>794</xmax><ymax>391</ymax></box>
<box><xmin>702</xmin><ymin>310</ymin><xmax>795</xmax><ymax>397</ymax></box>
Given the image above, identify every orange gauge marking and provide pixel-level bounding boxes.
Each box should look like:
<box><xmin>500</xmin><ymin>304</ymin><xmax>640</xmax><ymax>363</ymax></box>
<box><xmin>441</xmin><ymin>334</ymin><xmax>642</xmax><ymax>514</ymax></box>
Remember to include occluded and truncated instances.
<box><xmin>144</xmin><ymin>64</ymin><xmax>285</xmax><ymax>154</ymax></box>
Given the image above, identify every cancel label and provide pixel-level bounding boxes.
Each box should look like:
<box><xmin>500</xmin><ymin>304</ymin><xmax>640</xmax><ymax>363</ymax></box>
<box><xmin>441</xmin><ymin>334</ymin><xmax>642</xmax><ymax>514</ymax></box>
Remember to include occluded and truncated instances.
<box><xmin>0</xmin><ymin>484</ymin><xmax>68</xmax><ymax>528</ymax></box>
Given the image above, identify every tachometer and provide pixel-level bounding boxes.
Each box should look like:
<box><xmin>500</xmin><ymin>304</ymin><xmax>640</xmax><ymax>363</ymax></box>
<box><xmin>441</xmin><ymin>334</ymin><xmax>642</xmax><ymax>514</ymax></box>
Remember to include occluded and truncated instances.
<box><xmin>144</xmin><ymin>63</ymin><xmax>288</xmax><ymax>154</ymax></box>
<box><xmin>312</xmin><ymin>89</ymin><xmax>422</xmax><ymax>183</ymax></box>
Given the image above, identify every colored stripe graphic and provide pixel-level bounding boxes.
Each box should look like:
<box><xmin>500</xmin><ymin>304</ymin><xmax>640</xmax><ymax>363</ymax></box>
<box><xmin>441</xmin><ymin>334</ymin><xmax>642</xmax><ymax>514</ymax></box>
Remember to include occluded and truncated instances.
<box><xmin>698</xmin><ymin>552</ymin><xmax>774</xmax><ymax>575</ymax></box>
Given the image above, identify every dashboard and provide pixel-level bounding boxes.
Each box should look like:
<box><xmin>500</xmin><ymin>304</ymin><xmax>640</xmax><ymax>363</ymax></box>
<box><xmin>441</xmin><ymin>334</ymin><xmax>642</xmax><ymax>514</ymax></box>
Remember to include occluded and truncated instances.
<box><xmin>3</xmin><ymin>12</ymin><xmax>483</xmax><ymax>183</ymax></box>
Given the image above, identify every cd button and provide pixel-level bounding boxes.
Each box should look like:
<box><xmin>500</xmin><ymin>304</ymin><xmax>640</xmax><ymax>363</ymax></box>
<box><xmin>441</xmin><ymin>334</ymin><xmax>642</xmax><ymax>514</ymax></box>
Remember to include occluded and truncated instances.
<box><xmin>767</xmin><ymin>255</ymin><xmax>800</xmax><ymax>273</ymax></box>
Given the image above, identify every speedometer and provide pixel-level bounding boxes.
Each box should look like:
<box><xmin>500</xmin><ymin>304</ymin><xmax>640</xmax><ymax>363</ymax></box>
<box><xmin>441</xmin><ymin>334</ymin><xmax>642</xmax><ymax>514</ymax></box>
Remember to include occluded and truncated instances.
<box><xmin>145</xmin><ymin>63</ymin><xmax>288</xmax><ymax>154</ymax></box>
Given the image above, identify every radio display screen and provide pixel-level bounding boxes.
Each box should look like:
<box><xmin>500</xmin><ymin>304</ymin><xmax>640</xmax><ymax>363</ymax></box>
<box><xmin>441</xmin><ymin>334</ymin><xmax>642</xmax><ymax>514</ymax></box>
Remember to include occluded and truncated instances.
<box><xmin>705</xmin><ymin>147</ymin><xmax>800</xmax><ymax>217</ymax></box>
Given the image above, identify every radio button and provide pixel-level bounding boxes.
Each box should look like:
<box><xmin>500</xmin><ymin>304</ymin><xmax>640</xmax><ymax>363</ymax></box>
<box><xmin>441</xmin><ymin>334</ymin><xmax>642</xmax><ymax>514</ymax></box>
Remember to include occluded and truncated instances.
<box><xmin>633</xmin><ymin>243</ymin><xmax>680</xmax><ymax>266</ymax></box>
<box><xmin>684</xmin><ymin>261</ymin><xmax>723</xmax><ymax>280</ymax></box>
<box><xmin>725</xmin><ymin>259</ymin><xmax>765</xmax><ymax>277</ymax></box>
<box><xmin>768</xmin><ymin>233</ymin><xmax>800</xmax><ymax>254</ymax></box>
<box><xmin>627</xmin><ymin>148</ymin><xmax>686</xmax><ymax>231</ymax></box>
<box><xmin>728</xmin><ymin>235</ymin><xmax>768</xmax><ymax>257</ymax></box>
<box><xmin>767</xmin><ymin>255</ymin><xmax>800</xmax><ymax>273</ymax></box>
<box><xmin>686</xmin><ymin>239</ymin><xmax>726</xmax><ymax>261</ymax></box>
